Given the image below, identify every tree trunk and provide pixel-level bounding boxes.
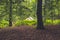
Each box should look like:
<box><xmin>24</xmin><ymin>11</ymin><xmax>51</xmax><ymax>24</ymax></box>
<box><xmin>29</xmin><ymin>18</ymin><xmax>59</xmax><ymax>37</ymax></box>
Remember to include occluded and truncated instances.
<box><xmin>9</xmin><ymin>0</ymin><xmax>12</xmax><ymax>26</ymax></box>
<box><xmin>36</xmin><ymin>0</ymin><xmax>44</xmax><ymax>29</ymax></box>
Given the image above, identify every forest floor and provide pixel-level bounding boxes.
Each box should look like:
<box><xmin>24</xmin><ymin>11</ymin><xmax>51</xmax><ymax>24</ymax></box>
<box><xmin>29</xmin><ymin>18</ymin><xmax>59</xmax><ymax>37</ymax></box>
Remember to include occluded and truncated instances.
<box><xmin>0</xmin><ymin>25</ymin><xmax>60</xmax><ymax>40</ymax></box>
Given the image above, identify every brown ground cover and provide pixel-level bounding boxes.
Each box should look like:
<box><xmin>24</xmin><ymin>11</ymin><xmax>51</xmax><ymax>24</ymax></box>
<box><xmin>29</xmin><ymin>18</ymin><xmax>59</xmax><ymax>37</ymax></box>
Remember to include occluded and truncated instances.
<box><xmin>0</xmin><ymin>25</ymin><xmax>60</xmax><ymax>40</ymax></box>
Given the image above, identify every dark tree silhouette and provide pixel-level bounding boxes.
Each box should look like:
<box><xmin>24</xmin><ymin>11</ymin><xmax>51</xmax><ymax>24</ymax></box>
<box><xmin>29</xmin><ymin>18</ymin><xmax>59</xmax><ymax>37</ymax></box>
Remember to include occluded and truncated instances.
<box><xmin>9</xmin><ymin>0</ymin><xmax>12</xmax><ymax>26</ymax></box>
<box><xmin>36</xmin><ymin>0</ymin><xmax>44</xmax><ymax>29</ymax></box>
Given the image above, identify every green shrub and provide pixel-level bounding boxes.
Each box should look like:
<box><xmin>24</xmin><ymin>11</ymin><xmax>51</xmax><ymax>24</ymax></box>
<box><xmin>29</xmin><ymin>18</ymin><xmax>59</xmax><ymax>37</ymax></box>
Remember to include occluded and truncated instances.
<box><xmin>45</xmin><ymin>19</ymin><xmax>53</xmax><ymax>25</ymax></box>
<box><xmin>0</xmin><ymin>20</ymin><xmax>9</xmax><ymax>28</ymax></box>
<box><xmin>14</xmin><ymin>20</ymin><xmax>37</xmax><ymax>26</ymax></box>
<box><xmin>14</xmin><ymin>20</ymin><xmax>22</xmax><ymax>26</ymax></box>
<box><xmin>45</xmin><ymin>19</ymin><xmax>60</xmax><ymax>25</ymax></box>
<box><xmin>23</xmin><ymin>20</ymin><xmax>37</xmax><ymax>26</ymax></box>
<box><xmin>53</xmin><ymin>19</ymin><xmax>60</xmax><ymax>25</ymax></box>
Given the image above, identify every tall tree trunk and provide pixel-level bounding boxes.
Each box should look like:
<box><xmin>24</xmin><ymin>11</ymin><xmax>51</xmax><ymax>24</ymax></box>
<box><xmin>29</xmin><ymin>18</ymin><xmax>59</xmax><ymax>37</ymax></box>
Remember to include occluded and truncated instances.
<box><xmin>9</xmin><ymin>0</ymin><xmax>12</xmax><ymax>26</ymax></box>
<box><xmin>36</xmin><ymin>0</ymin><xmax>44</xmax><ymax>29</ymax></box>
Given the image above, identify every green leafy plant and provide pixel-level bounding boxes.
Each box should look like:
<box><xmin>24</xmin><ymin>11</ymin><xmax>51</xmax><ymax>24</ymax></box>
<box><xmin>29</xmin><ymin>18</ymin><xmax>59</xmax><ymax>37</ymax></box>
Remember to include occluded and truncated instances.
<box><xmin>0</xmin><ymin>20</ymin><xmax>9</xmax><ymax>28</ymax></box>
<box><xmin>23</xmin><ymin>20</ymin><xmax>37</xmax><ymax>26</ymax></box>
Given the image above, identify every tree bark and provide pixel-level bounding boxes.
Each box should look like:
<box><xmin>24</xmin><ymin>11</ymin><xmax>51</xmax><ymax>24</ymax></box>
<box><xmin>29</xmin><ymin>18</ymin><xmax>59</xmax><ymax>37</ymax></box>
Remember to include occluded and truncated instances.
<box><xmin>9</xmin><ymin>0</ymin><xmax>12</xmax><ymax>26</ymax></box>
<box><xmin>36</xmin><ymin>0</ymin><xmax>44</xmax><ymax>29</ymax></box>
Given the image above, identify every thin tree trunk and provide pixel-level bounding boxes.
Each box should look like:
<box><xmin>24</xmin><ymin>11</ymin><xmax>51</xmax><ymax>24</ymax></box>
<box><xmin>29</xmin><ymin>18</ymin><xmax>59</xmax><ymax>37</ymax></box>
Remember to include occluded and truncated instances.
<box><xmin>36</xmin><ymin>0</ymin><xmax>44</xmax><ymax>29</ymax></box>
<box><xmin>9</xmin><ymin>0</ymin><xmax>12</xmax><ymax>26</ymax></box>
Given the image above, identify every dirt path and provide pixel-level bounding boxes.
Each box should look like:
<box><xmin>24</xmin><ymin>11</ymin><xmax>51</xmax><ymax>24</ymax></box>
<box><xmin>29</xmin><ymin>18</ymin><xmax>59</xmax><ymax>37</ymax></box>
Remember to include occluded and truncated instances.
<box><xmin>0</xmin><ymin>25</ymin><xmax>60</xmax><ymax>40</ymax></box>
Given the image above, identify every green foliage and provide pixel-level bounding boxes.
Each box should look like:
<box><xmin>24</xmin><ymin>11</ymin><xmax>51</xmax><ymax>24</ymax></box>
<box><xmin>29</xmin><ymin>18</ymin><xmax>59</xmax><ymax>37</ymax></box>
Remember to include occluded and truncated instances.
<box><xmin>0</xmin><ymin>20</ymin><xmax>9</xmax><ymax>28</ymax></box>
<box><xmin>53</xmin><ymin>19</ymin><xmax>60</xmax><ymax>25</ymax></box>
<box><xmin>14</xmin><ymin>20</ymin><xmax>22</xmax><ymax>26</ymax></box>
<box><xmin>0</xmin><ymin>0</ymin><xmax>60</xmax><ymax>28</ymax></box>
<box><xmin>23</xmin><ymin>20</ymin><xmax>37</xmax><ymax>26</ymax></box>
<box><xmin>14</xmin><ymin>20</ymin><xmax>37</xmax><ymax>26</ymax></box>
<box><xmin>45</xmin><ymin>19</ymin><xmax>60</xmax><ymax>25</ymax></box>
